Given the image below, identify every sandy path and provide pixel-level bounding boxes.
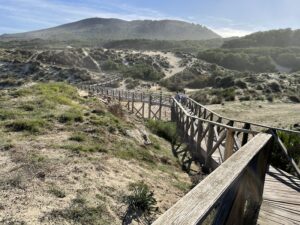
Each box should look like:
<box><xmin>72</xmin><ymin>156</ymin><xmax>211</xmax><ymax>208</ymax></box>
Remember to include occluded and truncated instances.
<box><xmin>207</xmin><ymin>101</ymin><xmax>300</xmax><ymax>128</ymax></box>
<box><xmin>142</xmin><ymin>51</ymin><xmax>185</xmax><ymax>79</ymax></box>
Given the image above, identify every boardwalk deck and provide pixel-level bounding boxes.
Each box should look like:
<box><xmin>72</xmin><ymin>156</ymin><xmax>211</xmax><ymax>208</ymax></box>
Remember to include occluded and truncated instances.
<box><xmin>258</xmin><ymin>167</ymin><xmax>300</xmax><ymax>225</ymax></box>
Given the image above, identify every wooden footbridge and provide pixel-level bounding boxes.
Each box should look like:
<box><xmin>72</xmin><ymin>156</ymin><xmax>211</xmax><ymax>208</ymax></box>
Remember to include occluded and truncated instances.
<box><xmin>80</xmin><ymin>84</ymin><xmax>300</xmax><ymax>225</ymax></box>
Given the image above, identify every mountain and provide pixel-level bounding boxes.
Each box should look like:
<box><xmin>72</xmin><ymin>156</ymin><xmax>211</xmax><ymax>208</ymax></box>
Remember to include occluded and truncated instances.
<box><xmin>222</xmin><ymin>28</ymin><xmax>300</xmax><ymax>48</ymax></box>
<box><xmin>0</xmin><ymin>18</ymin><xmax>221</xmax><ymax>41</ymax></box>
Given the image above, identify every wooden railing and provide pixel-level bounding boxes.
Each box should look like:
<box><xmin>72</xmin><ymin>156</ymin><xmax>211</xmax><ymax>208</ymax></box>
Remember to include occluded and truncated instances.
<box><xmin>79</xmin><ymin>84</ymin><xmax>300</xmax><ymax>224</ymax></box>
<box><xmin>152</xmin><ymin>133</ymin><xmax>273</xmax><ymax>225</ymax></box>
<box><xmin>80</xmin><ymin>84</ymin><xmax>300</xmax><ymax>176</ymax></box>
<box><xmin>171</xmin><ymin>98</ymin><xmax>258</xmax><ymax>168</ymax></box>
<box><xmin>184</xmin><ymin>97</ymin><xmax>300</xmax><ymax>177</ymax></box>
<box><xmin>80</xmin><ymin>84</ymin><xmax>172</xmax><ymax>120</ymax></box>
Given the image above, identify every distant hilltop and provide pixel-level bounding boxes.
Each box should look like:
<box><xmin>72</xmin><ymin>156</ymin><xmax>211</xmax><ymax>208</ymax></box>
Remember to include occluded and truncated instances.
<box><xmin>0</xmin><ymin>18</ymin><xmax>221</xmax><ymax>41</ymax></box>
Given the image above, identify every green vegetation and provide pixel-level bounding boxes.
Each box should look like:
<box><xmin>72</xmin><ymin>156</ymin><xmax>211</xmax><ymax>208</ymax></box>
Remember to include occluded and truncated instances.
<box><xmin>5</xmin><ymin>119</ymin><xmax>47</xmax><ymax>133</ymax></box>
<box><xmin>191</xmin><ymin>88</ymin><xmax>236</xmax><ymax>104</ymax></box>
<box><xmin>223</xmin><ymin>28</ymin><xmax>300</xmax><ymax>48</ymax></box>
<box><xmin>123</xmin><ymin>182</ymin><xmax>157</xmax><ymax>223</ymax></box>
<box><xmin>198</xmin><ymin>49</ymin><xmax>276</xmax><ymax>72</ymax></box>
<box><xmin>146</xmin><ymin>120</ymin><xmax>178</xmax><ymax>144</ymax></box>
<box><xmin>48</xmin><ymin>186</ymin><xmax>66</xmax><ymax>198</ymax></box>
<box><xmin>104</xmin><ymin>39</ymin><xmax>224</xmax><ymax>53</ymax></box>
<box><xmin>271</xmin><ymin>132</ymin><xmax>300</xmax><ymax>175</ymax></box>
<box><xmin>48</xmin><ymin>195</ymin><xmax>111</xmax><ymax>225</ymax></box>
<box><xmin>58</xmin><ymin>110</ymin><xmax>84</xmax><ymax>123</ymax></box>
<box><xmin>69</xmin><ymin>132</ymin><xmax>86</xmax><ymax>142</ymax></box>
<box><xmin>123</xmin><ymin>63</ymin><xmax>165</xmax><ymax>81</ymax></box>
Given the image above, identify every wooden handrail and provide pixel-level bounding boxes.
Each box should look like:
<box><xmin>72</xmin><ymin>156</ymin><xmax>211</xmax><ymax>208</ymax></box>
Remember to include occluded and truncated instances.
<box><xmin>153</xmin><ymin>133</ymin><xmax>272</xmax><ymax>225</ymax></box>
<box><xmin>172</xmin><ymin>98</ymin><xmax>258</xmax><ymax>135</ymax></box>
<box><xmin>80</xmin><ymin>84</ymin><xmax>299</xmax><ymax>175</ymax></box>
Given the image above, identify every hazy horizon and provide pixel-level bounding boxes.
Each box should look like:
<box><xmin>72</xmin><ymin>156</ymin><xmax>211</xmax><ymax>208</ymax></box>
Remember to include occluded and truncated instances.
<box><xmin>0</xmin><ymin>0</ymin><xmax>300</xmax><ymax>37</ymax></box>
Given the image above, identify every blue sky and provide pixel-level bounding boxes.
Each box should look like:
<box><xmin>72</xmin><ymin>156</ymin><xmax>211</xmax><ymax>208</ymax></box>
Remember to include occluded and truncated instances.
<box><xmin>0</xmin><ymin>0</ymin><xmax>300</xmax><ymax>37</ymax></box>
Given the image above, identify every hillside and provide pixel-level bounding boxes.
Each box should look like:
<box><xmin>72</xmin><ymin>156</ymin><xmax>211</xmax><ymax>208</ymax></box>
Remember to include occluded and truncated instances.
<box><xmin>0</xmin><ymin>18</ymin><xmax>221</xmax><ymax>42</ymax></box>
<box><xmin>222</xmin><ymin>28</ymin><xmax>300</xmax><ymax>48</ymax></box>
<box><xmin>0</xmin><ymin>83</ymin><xmax>192</xmax><ymax>224</ymax></box>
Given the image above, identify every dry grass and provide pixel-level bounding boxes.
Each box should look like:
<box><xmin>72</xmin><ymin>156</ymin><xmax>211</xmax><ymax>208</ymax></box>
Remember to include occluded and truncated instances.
<box><xmin>0</xmin><ymin>83</ymin><xmax>191</xmax><ymax>224</ymax></box>
<box><xmin>207</xmin><ymin>101</ymin><xmax>300</xmax><ymax>129</ymax></box>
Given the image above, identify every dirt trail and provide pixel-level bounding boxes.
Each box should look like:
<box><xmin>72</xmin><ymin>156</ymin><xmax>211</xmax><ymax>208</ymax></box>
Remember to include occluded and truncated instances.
<box><xmin>82</xmin><ymin>48</ymin><xmax>102</xmax><ymax>72</ymax></box>
<box><xmin>207</xmin><ymin>101</ymin><xmax>300</xmax><ymax>128</ymax></box>
<box><xmin>142</xmin><ymin>51</ymin><xmax>185</xmax><ymax>79</ymax></box>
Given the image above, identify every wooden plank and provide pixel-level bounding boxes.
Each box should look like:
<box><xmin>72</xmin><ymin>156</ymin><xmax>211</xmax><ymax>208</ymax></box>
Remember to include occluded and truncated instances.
<box><xmin>224</xmin><ymin>129</ymin><xmax>235</xmax><ymax>160</ymax></box>
<box><xmin>258</xmin><ymin>166</ymin><xmax>300</xmax><ymax>225</ymax></box>
<box><xmin>153</xmin><ymin>133</ymin><xmax>272</xmax><ymax>225</ymax></box>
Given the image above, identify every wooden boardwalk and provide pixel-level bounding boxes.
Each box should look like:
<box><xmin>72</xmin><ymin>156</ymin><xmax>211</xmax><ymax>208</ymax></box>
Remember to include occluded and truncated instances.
<box><xmin>81</xmin><ymin>84</ymin><xmax>300</xmax><ymax>225</ymax></box>
<box><xmin>258</xmin><ymin>167</ymin><xmax>300</xmax><ymax>225</ymax></box>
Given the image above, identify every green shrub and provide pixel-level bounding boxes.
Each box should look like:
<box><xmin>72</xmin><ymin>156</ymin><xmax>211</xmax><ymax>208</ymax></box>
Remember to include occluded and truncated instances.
<box><xmin>69</xmin><ymin>133</ymin><xmax>86</xmax><ymax>142</ymax></box>
<box><xmin>6</xmin><ymin>119</ymin><xmax>46</xmax><ymax>133</ymax></box>
<box><xmin>235</xmin><ymin>80</ymin><xmax>248</xmax><ymax>89</ymax></box>
<box><xmin>267</xmin><ymin>95</ymin><xmax>274</xmax><ymax>102</ymax></box>
<box><xmin>101</xmin><ymin>60</ymin><xmax>121</xmax><ymax>71</ymax></box>
<box><xmin>49</xmin><ymin>187</ymin><xmax>66</xmax><ymax>198</ymax></box>
<box><xmin>58</xmin><ymin>110</ymin><xmax>83</xmax><ymax>123</ymax></box>
<box><xmin>271</xmin><ymin>132</ymin><xmax>300</xmax><ymax>175</ymax></box>
<box><xmin>268</xmin><ymin>81</ymin><xmax>281</xmax><ymax>92</ymax></box>
<box><xmin>123</xmin><ymin>63</ymin><xmax>164</xmax><ymax>81</ymax></box>
<box><xmin>239</xmin><ymin>96</ymin><xmax>251</xmax><ymax>101</ymax></box>
<box><xmin>211</xmin><ymin>88</ymin><xmax>235</xmax><ymax>101</ymax></box>
<box><xmin>19</xmin><ymin>104</ymin><xmax>35</xmax><ymax>111</ymax></box>
<box><xmin>289</xmin><ymin>95</ymin><xmax>300</xmax><ymax>103</ymax></box>
<box><xmin>146</xmin><ymin>120</ymin><xmax>177</xmax><ymax>144</ymax></box>
<box><xmin>124</xmin><ymin>182</ymin><xmax>157</xmax><ymax>215</ymax></box>
<box><xmin>0</xmin><ymin>109</ymin><xmax>17</xmax><ymax>121</ymax></box>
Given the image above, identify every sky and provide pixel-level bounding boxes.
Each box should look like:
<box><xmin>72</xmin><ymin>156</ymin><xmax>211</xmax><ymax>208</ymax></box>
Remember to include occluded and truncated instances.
<box><xmin>0</xmin><ymin>0</ymin><xmax>300</xmax><ymax>37</ymax></box>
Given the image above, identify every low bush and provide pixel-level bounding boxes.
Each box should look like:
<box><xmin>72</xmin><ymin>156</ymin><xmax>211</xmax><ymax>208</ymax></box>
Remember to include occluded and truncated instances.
<box><xmin>268</xmin><ymin>81</ymin><xmax>281</xmax><ymax>92</ymax></box>
<box><xmin>108</xmin><ymin>103</ymin><xmax>124</xmax><ymax>118</ymax></box>
<box><xmin>123</xmin><ymin>63</ymin><xmax>164</xmax><ymax>81</ymax></box>
<box><xmin>58</xmin><ymin>110</ymin><xmax>83</xmax><ymax>123</ymax></box>
<box><xmin>48</xmin><ymin>187</ymin><xmax>66</xmax><ymax>198</ymax></box>
<box><xmin>146</xmin><ymin>120</ymin><xmax>177</xmax><ymax>144</ymax></box>
<box><xmin>69</xmin><ymin>133</ymin><xmax>86</xmax><ymax>142</ymax></box>
<box><xmin>235</xmin><ymin>80</ymin><xmax>248</xmax><ymax>89</ymax></box>
<box><xmin>6</xmin><ymin>119</ymin><xmax>46</xmax><ymax>133</ymax></box>
<box><xmin>271</xmin><ymin>131</ymin><xmax>300</xmax><ymax>175</ymax></box>
<box><xmin>289</xmin><ymin>95</ymin><xmax>300</xmax><ymax>103</ymax></box>
<box><xmin>123</xmin><ymin>182</ymin><xmax>157</xmax><ymax>221</ymax></box>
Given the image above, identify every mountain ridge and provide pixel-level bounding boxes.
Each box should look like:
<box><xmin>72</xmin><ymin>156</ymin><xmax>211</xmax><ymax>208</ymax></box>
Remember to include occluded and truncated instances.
<box><xmin>0</xmin><ymin>17</ymin><xmax>221</xmax><ymax>41</ymax></box>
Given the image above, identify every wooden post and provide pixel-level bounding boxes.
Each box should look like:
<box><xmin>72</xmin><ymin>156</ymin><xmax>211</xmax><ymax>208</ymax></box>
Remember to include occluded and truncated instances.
<box><xmin>224</xmin><ymin>129</ymin><xmax>235</xmax><ymax>160</ymax></box>
<box><xmin>196</xmin><ymin>119</ymin><xmax>203</xmax><ymax>152</ymax></box>
<box><xmin>198</xmin><ymin>106</ymin><xmax>202</xmax><ymax>118</ymax></box>
<box><xmin>210</xmin><ymin>113</ymin><xmax>214</xmax><ymax>121</ymax></box>
<box><xmin>159</xmin><ymin>92</ymin><xmax>162</xmax><ymax>120</ymax></box>
<box><xmin>171</xmin><ymin>100</ymin><xmax>175</xmax><ymax>122</ymax></box>
<box><xmin>205</xmin><ymin>123</ymin><xmax>215</xmax><ymax>167</ymax></box>
<box><xmin>189</xmin><ymin>118</ymin><xmax>195</xmax><ymax>148</ymax></box>
<box><xmin>148</xmin><ymin>94</ymin><xmax>152</xmax><ymax>119</ymax></box>
<box><xmin>131</xmin><ymin>92</ymin><xmax>134</xmax><ymax>113</ymax></box>
<box><xmin>242</xmin><ymin>123</ymin><xmax>251</xmax><ymax>146</ymax></box>
<box><xmin>217</xmin><ymin>117</ymin><xmax>223</xmax><ymax>132</ymax></box>
<box><xmin>118</xmin><ymin>91</ymin><xmax>121</xmax><ymax>102</ymax></box>
<box><xmin>141</xmin><ymin>93</ymin><xmax>145</xmax><ymax>118</ymax></box>
<box><xmin>185</xmin><ymin>116</ymin><xmax>190</xmax><ymax>142</ymax></box>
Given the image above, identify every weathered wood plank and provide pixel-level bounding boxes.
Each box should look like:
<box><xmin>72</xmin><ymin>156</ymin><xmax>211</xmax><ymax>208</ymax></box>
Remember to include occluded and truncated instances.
<box><xmin>153</xmin><ymin>133</ymin><xmax>272</xmax><ymax>225</ymax></box>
